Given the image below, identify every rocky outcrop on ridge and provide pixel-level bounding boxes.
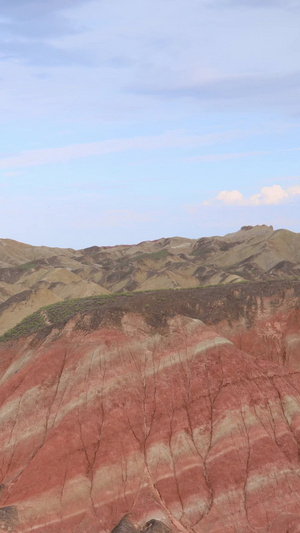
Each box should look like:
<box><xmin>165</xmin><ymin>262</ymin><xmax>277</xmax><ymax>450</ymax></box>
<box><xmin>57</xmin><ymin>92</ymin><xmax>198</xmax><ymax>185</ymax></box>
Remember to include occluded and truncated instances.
<box><xmin>1</xmin><ymin>225</ymin><xmax>300</xmax><ymax>335</ymax></box>
<box><xmin>2</xmin><ymin>309</ymin><xmax>300</xmax><ymax>531</ymax></box>
<box><xmin>111</xmin><ymin>516</ymin><xmax>170</xmax><ymax>532</ymax></box>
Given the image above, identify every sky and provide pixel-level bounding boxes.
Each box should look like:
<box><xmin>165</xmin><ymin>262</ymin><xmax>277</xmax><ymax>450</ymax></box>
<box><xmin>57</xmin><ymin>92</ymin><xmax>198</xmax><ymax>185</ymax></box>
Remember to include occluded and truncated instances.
<box><xmin>0</xmin><ymin>0</ymin><xmax>300</xmax><ymax>248</ymax></box>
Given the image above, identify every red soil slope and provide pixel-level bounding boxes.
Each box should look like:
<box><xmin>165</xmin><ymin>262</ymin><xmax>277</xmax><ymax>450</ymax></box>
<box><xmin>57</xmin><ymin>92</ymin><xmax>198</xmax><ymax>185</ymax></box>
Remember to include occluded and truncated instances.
<box><xmin>1</xmin><ymin>313</ymin><xmax>300</xmax><ymax>532</ymax></box>
<box><xmin>209</xmin><ymin>284</ymin><xmax>300</xmax><ymax>369</ymax></box>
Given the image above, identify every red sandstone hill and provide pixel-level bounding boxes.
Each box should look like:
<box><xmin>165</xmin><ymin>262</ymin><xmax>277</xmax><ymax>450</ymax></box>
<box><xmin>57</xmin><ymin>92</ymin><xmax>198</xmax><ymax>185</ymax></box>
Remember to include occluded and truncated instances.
<box><xmin>1</xmin><ymin>281</ymin><xmax>300</xmax><ymax>531</ymax></box>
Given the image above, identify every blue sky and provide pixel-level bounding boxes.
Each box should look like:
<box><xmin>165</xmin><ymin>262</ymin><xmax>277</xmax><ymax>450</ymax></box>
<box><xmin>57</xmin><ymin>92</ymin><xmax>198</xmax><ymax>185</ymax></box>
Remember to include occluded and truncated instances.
<box><xmin>1</xmin><ymin>0</ymin><xmax>300</xmax><ymax>248</ymax></box>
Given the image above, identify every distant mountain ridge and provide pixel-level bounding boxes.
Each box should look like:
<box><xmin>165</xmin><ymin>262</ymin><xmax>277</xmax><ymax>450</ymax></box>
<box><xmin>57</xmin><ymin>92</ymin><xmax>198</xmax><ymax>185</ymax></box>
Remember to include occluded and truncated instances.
<box><xmin>1</xmin><ymin>224</ymin><xmax>300</xmax><ymax>335</ymax></box>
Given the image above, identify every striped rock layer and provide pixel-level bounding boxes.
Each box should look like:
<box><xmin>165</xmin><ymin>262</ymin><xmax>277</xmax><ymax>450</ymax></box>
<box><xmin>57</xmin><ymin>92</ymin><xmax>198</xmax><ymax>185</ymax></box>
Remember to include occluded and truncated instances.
<box><xmin>1</xmin><ymin>314</ymin><xmax>300</xmax><ymax>532</ymax></box>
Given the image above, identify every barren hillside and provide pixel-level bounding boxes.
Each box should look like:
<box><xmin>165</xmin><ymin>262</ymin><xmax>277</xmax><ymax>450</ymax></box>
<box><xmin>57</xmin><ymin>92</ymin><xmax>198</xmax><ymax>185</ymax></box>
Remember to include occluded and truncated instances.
<box><xmin>1</xmin><ymin>225</ymin><xmax>300</xmax><ymax>336</ymax></box>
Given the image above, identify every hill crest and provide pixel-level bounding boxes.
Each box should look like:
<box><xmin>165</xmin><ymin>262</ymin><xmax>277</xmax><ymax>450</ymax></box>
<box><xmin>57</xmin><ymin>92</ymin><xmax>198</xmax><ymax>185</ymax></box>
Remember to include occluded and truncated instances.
<box><xmin>1</xmin><ymin>225</ymin><xmax>300</xmax><ymax>336</ymax></box>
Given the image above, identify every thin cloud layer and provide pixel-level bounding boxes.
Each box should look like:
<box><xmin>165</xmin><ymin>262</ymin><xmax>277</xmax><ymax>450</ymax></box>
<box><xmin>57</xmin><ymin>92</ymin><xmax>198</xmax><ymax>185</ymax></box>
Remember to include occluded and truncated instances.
<box><xmin>0</xmin><ymin>0</ymin><xmax>86</xmax><ymax>65</ymax></box>
<box><xmin>210</xmin><ymin>185</ymin><xmax>300</xmax><ymax>206</ymax></box>
<box><xmin>216</xmin><ymin>0</ymin><xmax>300</xmax><ymax>9</ymax></box>
<box><xmin>133</xmin><ymin>72</ymin><xmax>300</xmax><ymax>115</ymax></box>
<box><xmin>0</xmin><ymin>129</ymin><xmax>246</xmax><ymax>170</ymax></box>
<box><xmin>0</xmin><ymin>0</ymin><xmax>300</xmax><ymax>119</ymax></box>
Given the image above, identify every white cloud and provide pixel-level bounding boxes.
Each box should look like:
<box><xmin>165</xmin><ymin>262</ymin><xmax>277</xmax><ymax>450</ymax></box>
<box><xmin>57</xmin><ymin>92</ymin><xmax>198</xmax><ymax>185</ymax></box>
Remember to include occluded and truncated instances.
<box><xmin>209</xmin><ymin>184</ymin><xmax>300</xmax><ymax>206</ymax></box>
<box><xmin>250</xmin><ymin>185</ymin><xmax>288</xmax><ymax>205</ymax></box>
<box><xmin>288</xmin><ymin>185</ymin><xmax>300</xmax><ymax>196</ymax></box>
<box><xmin>217</xmin><ymin>190</ymin><xmax>245</xmax><ymax>205</ymax></box>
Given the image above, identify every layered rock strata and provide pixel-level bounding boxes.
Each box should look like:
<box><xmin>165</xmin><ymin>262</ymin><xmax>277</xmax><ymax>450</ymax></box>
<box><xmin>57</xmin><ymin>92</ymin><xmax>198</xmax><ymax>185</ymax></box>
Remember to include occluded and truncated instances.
<box><xmin>1</xmin><ymin>314</ymin><xmax>300</xmax><ymax>531</ymax></box>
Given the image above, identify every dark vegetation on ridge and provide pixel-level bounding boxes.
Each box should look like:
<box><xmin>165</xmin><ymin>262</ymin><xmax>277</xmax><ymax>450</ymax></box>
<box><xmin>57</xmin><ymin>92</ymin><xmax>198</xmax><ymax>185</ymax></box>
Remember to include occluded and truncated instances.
<box><xmin>1</xmin><ymin>279</ymin><xmax>300</xmax><ymax>343</ymax></box>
